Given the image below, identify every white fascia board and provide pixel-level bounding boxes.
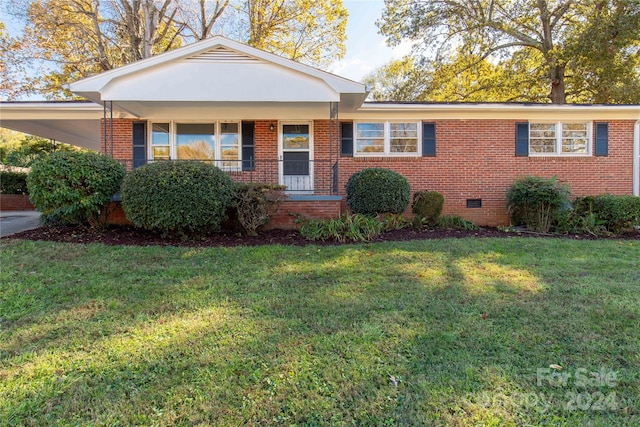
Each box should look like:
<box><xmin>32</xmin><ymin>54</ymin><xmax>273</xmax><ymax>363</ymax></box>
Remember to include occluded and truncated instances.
<box><xmin>344</xmin><ymin>103</ymin><xmax>640</xmax><ymax>120</ymax></box>
<box><xmin>69</xmin><ymin>36</ymin><xmax>366</xmax><ymax>98</ymax></box>
<box><xmin>0</xmin><ymin>102</ymin><xmax>105</xmax><ymax>120</ymax></box>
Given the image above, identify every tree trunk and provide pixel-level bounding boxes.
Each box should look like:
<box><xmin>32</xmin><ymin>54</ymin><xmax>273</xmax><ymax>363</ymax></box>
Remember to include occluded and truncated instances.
<box><xmin>549</xmin><ymin>63</ymin><xmax>566</xmax><ymax>104</ymax></box>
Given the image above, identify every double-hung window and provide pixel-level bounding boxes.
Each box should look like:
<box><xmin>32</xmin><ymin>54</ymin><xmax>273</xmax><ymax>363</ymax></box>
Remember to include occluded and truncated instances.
<box><xmin>149</xmin><ymin>121</ymin><xmax>241</xmax><ymax>168</ymax></box>
<box><xmin>529</xmin><ymin>122</ymin><xmax>591</xmax><ymax>155</ymax></box>
<box><xmin>355</xmin><ymin>121</ymin><xmax>420</xmax><ymax>156</ymax></box>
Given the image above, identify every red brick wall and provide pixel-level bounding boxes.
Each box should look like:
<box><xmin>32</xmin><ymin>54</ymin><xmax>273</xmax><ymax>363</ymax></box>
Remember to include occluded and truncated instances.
<box><xmin>265</xmin><ymin>199</ymin><xmax>342</xmax><ymax>230</ymax></box>
<box><xmin>101</xmin><ymin>119</ymin><xmax>135</xmax><ymax>169</ymax></box>
<box><xmin>0</xmin><ymin>195</ymin><xmax>35</xmax><ymax>211</ymax></box>
<box><xmin>102</xmin><ymin>118</ymin><xmax>636</xmax><ymax>227</ymax></box>
<box><xmin>337</xmin><ymin>120</ymin><xmax>636</xmax><ymax>226</ymax></box>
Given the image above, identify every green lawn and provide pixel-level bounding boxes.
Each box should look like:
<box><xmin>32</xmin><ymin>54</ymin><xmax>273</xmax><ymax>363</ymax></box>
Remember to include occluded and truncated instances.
<box><xmin>1</xmin><ymin>237</ymin><xmax>639</xmax><ymax>426</ymax></box>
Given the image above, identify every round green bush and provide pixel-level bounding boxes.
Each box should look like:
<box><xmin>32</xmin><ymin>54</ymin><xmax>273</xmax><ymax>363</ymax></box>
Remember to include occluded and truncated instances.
<box><xmin>121</xmin><ymin>161</ymin><xmax>236</xmax><ymax>237</ymax></box>
<box><xmin>412</xmin><ymin>190</ymin><xmax>444</xmax><ymax>226</ymax></box>
<box><xmin>346</xmin><ymin>168</ymin><xmax>410</xmax><ymax>216</ymax></box>
<box><xmin>27</xmin><ymin>150</ymin><xmax>125</xmax><ymax>225</ymax></box>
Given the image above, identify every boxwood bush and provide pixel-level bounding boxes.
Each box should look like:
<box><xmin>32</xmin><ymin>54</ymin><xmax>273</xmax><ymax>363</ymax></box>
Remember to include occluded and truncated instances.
<box><xmin>346</xmin><ymin>168</ymin><xmax>410</xmax><ymax>216</ymax></box>
<box><xmin>0</xmin><ymin>170</ymin><xmax>29</xmax><ymax>194</ymax></box>
<box><xmin>27</xmin><ymin>151</ymin><xmax>125</xmax><ymax>226</ymax></box>
<box><xmin>506</xmin><ymin>176</ymin><xmax>570</xmax><ymax>232</ymax></box>
<box><xmin>412</xmin><ymin>190</ymin><xmax>444</xmax><ymax>226</ymax></box>
<box><xmin>121</xmin><ymin>161</ymin><xmax>236</xmax><ymax>238</ymax></box>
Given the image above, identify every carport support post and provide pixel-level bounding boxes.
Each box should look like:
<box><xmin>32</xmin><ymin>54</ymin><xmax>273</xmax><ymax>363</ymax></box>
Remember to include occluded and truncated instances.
<box><xmin>102</xmin><ymin>101</ymin><xmax>114</xmax><ymax>157</ymax></box>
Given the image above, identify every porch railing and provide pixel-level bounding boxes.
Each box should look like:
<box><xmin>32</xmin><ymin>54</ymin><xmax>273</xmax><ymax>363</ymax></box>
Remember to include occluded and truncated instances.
<box><xmin>118</xmin><ymin>159</ymin><xmax>339</xmax><ymax>195</ymax></box>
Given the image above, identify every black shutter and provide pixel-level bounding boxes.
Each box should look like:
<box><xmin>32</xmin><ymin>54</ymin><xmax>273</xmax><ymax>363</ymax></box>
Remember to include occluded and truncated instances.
<box><xmin>132</xmin><ymin>121</ymin><xmax>147</xmax><ymax>168</ymax></box>
<box><xmin>595</xmin><ymin>122</ymin><xmax>609</xmax><ymax>157</ymax></box>
<box><xmin>242</xmin><ymin>121</ymin><xmax>255</xmax><ymax>171</ymax></box>
<box><xmin>422</xmin><ymin>122</ymin><xmax>436</xmax><ymax>157</ymax></box>
<box><xmin>515</xmin><ymin>122</ymin><xmax>529</xmax><ymax>157</ymax></box>
<box><xmin>341</xmin><ymin>122</ymin><xmax>353</xmax><ymax>156</ymax></box>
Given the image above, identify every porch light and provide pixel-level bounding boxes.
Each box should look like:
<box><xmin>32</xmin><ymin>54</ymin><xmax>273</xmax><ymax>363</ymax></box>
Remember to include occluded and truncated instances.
<box><xmin>270</xmin><ymin>124</ymin><xmax>275</xmax><ymax>131</ymax></box>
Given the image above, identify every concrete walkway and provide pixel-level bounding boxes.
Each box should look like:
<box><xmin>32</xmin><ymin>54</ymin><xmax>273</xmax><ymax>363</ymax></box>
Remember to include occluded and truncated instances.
<box><xmin>0</xmin><ymin>211</ymin><xmax>42</xmax><ymax>238</ymax></box>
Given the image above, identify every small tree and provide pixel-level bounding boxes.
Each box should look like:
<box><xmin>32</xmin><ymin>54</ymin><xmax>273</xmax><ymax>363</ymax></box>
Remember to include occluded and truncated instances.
<box><xmin>507</xmin><ymin>176</ymin><xmax>570</xmax><ymax>232</ymax></box>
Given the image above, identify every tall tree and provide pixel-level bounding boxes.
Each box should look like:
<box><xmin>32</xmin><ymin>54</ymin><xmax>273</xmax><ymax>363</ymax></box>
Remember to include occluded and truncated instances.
<box><xmin>378</xmin><ymin>0</ymin><xmax>640</xmax><ymax>104</ymax></box>
<box><xmin>242</xmin><ymin>0</ymin><xmax>347</xmax><ymax>68</ymax></box>
<box><xmin>2</xmin><ymin>0</ymin><xmax>348</xmax><ymax>99</ymax></box>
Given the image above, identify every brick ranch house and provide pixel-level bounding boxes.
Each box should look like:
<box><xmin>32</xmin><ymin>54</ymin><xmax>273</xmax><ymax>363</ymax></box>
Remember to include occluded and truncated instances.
<box><xmin>2</xmin><ymin>36</ymin><xmax>639</xmax><ymax>227</ymax></box>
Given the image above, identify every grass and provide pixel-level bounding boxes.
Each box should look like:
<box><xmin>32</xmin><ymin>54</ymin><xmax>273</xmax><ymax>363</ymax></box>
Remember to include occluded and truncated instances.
<box><xmin>1</xmin><ymin>237</ymin><xmax>639</xmax><ymax>426</ymax></box>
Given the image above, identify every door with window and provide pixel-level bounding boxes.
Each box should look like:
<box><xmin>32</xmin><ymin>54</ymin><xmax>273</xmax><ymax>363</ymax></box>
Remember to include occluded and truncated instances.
<box><xmin>280</xmin><ymin>122</ymin><xmax>313</xmax><ymax>193</ymax></box>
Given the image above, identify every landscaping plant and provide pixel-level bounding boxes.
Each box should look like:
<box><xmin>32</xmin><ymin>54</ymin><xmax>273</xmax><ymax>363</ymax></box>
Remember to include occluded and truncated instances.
<box><xmin>412</xmin><ymin>190</ymin><xmax>444</xmax><ymax>226</ymax></box>
<box><xmin>121</xmin><ymin>161</ymin><xmax>235</xmax><ymax>238</ymax></box>
<box><xmin>233</xmin><ymin>183</ymin><xmax>286</xmax><ymax>236</ymax></box>
<box><xmin>506</xmin><ymin>175</ymin><xmax>570</xmax><ymax>232</ymax></box>
<box><xmin>346</xmin><ymin>168</ymin><xmax>410</xmax><ymax>216</ymax></box>
<box><xmin>26</xmin><ymin>150</ymin><xmax>125</xmax><ymax>226</ymax></box>
<box><xmin>298</xmin><ymin>212</ymin><xmax>384</xmax><ymax>242</ymax></box>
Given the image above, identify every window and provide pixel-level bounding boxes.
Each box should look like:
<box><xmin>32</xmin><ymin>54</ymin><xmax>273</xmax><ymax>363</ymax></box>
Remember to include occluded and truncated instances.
<box><xmin>530</xmin><ymin>122</ymin><xmax>591</xmax><ymax>155</ymax></box>
<box><xmin>355</xmin><ymin>122</ymin><xmax>420</xmax><ymax>155</ymax></box>
<box><xmin>151</xmin><ymin>123</ymin><xmax>170</xmax><ymax>160</ymax></box>
<box><xmin>149</xmin><ymin>121</ymin><xmax>241</xmax><ymax>168</ymax></box>
<box><xmin>176</xmin><ymin>123</ymin><xmax>215</xmax><ymax>160</ymax></box>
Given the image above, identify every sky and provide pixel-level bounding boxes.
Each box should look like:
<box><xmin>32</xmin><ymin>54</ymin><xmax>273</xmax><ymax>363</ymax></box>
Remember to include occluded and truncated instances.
<box><xmin>334</xmin><ymin>0</ymin><xmax>412</xmax><ymax>82</ymax></box>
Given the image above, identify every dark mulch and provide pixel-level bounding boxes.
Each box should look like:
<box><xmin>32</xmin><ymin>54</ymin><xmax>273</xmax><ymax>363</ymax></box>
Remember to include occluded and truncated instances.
<box><xmin>5</xmin><ymin>224</ymin><xmax>639</xmax><ymax>247</ymax></box>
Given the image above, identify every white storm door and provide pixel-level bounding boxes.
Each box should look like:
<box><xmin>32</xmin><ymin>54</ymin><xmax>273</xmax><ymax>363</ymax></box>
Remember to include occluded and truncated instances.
<box><xmin>280</xmin><ymin>122</ymin><xmax>313</xmax><ymax>194</ymax></box>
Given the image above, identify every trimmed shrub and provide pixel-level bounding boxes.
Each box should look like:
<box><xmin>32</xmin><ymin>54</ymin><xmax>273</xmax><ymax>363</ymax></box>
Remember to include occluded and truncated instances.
<box><xmin>27</xmin><ymin>151</ymin><xmax>125</xmax><ymax>226</ymax></box>
<box><xmin>346</xmin><ymin>168</ymin><xmax>410</xmax><ymax>216</ymax></box>
<box><xmin>412</xmin><ymin>190</ymin><xmax>444</xmax><ymax>226</ymax></box>
<box><xmin>506</xmin><ymin>176</ymin><xmax>570</xmax><ymax>232</ymax></box>
<box><xmin>234</xmin><ymin>183</ymin><xmax>286</xmax><ymax>236</ymax></box>
<box><xmin>571</xmin><ymin>195</ymin><xmax>640</xmax><ymax>234</ymax></box>
<box><xmin>121</xmin><ymin>161</ymin><xmax>235</xmax><ymax>238</ymax></box>
<box><xmin>298</xmin><ymin>213</ymin><xmax>383</xmax><ymax>242</ymax></box>
<box><xmin>0</xmin><ymin>170</ymin><xmax>29</xmax><ymax>194</ymax></box>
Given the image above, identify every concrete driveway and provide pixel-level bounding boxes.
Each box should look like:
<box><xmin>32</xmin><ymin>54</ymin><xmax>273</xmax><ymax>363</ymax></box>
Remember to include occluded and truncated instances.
<box><xmin>0</xmin><ymin>211</ymin><xmax>42</xmax><ymax>238</ymax></box>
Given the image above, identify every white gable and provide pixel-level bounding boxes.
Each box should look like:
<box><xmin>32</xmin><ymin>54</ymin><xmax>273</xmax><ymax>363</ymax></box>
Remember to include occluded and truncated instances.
<box><xmin>69</xmin><ymin>36</ymin><xmax>367</xmax><ymax>113</ymax></box>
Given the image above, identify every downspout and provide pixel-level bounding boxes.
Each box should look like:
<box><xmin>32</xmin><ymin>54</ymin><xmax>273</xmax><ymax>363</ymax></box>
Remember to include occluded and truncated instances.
<box><xmin>634</xmin><ymin>120</ymin><xmax>639</xmax><ymax>196</ymax></box>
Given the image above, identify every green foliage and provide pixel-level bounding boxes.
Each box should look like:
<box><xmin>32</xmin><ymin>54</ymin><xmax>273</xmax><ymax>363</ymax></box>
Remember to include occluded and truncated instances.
<box><xmin>556</xmin><ymin>195</ymin><xmax>640</xmax><ymax>235</ymax></box>
<box><xmin>0</xmin><ymin>170</ymin><xmax>29</xmax><ymax>194</ymax></box>
<box><xmin>346</xmin><ymin>168</ymin><xmax>410</xmax><ymax>216</ymax></box>
<box><xmin>412</xmin><ymin>190</ymin><xmax>444</xmax><ymax>226</ymax></box>
<box><xmin>1</xmin><ymin>135</ymin><xmax>76</xmax><ymax>167</ymax></box>
<box><xmin>378</xmin><ymin>0</ymin><xmax>640</xmax><ymax>104</ymax></box>
<box><xmin>27</xmin><ymin>151</ymin><xmax>124</xmax><ymax>226</ymax></box>
<box><xmin>380</xmin><ymin>213</ymin><xmax>412</xmax><ymax>232</ymax></box>
<box><xmin>233</xmin><ymin>183</ymin><xmax>286</xmax><ymax>236</ymax></box>
<box><xmin>437</xmin><ymin>215</ymin><xmax>479</xmax><ymax>231</ymax></box>
<box><xmin>298</xmin><ymin>213</ymin><xmax>384</xmax><ymax>242</ymax></box>
<box><xmin>507</xmin><ymin>176</ymin><xmax>571</xmax><ymax>233</ymax></box>
<box><xmin>121</xmin><ymin>161</ymin><xmax>236</xmax><ymax>238</ymax></box>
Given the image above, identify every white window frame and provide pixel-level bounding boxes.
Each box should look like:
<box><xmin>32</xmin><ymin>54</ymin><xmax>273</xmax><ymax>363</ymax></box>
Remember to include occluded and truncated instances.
<box><xmin>148</xmin><ymin>120</ymin><xmax>242</xmax><ymax>170</ymax></box>
<box><xmin>354</xmin><ymin>121</ymin><xmax>421</xmax><ymax>157</ymax></box>
<box><xmin>529</xmin><ymin>121</ymin><xmax>592</xmax><ymax>157</ymax></box>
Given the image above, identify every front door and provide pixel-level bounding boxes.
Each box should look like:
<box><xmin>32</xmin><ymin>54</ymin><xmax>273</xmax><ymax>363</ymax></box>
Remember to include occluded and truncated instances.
<box><xmin>280</xmin><ymin>122</ymin><xmax>313</xmax><ymax>193</ymax></box>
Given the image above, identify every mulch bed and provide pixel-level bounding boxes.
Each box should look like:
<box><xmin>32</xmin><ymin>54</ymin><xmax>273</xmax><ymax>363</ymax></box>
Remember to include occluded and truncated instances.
<box><xmin>5</xmin><ymin>225</ymin><xmax>639</xmax><ymax>247</ymax></box>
